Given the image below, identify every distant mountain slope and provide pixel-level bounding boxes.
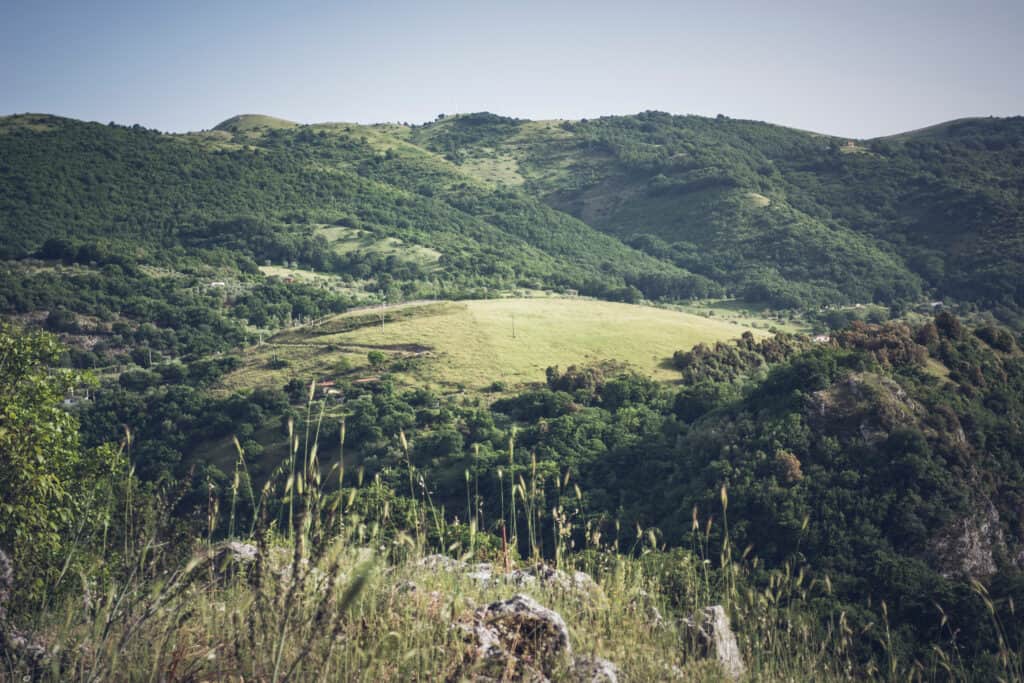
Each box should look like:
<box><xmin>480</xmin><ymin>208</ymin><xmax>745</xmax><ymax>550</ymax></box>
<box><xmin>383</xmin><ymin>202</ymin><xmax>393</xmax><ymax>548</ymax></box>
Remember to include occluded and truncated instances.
<box><xmin>407</xmin><ymin>112</ymin><xmax>1024</xmax><ymax>315</ymax></box>
<box><xmin>1</xmin><ymin>110</ymin><xmax>1022</xmax><ymax>318</ymax></box>
<box><xmin>0</xmin><ymin>114</ymin><xmax>700</xmax><ymax>299</ymax></box>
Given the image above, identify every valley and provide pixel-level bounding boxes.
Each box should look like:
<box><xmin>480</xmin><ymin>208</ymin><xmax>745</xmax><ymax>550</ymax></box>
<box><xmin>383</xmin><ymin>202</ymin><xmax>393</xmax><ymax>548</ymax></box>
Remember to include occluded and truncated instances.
<box><xmin>1</xmin><ymin>109</ymin><xmax>1023</xmax><ymax>681</ymax></box>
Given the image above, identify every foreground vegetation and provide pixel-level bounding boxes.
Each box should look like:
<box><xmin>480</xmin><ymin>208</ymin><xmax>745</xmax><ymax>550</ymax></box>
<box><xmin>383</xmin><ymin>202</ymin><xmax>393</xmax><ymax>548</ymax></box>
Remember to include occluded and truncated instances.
<box><xmin>3</xmin><ymin>311</ymin><xmax>1023</xmax><ymax>680</ymax></box>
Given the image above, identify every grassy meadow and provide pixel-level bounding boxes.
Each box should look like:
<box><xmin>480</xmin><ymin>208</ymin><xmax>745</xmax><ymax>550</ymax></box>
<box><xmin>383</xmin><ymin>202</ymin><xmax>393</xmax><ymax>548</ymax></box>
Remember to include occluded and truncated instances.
<box><xmin>220</xmin><ymin>297</ymin><xmax>763</xmax><ymax>394</ymax></box>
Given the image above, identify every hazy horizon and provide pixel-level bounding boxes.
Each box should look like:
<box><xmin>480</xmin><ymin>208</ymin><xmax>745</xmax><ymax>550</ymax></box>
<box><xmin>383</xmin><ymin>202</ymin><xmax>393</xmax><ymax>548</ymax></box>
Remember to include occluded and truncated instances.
<box><xmin>3</xmin><ymin>0</ymin><xmax>1022</xmax><ymax>139</ymax></box>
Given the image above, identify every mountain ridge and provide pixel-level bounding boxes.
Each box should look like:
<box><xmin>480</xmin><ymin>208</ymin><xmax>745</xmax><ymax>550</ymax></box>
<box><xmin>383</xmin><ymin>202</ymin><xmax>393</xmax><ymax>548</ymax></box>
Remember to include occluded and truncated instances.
<box><xmin>1</xmin><ymin>109</ymin><xmax>1022</xmax><ymax>320</ymax></box>
<box><xmin>8</xmin><ymin>110</ymin><xmax>1019</xmax><ymax>141</ymax></box>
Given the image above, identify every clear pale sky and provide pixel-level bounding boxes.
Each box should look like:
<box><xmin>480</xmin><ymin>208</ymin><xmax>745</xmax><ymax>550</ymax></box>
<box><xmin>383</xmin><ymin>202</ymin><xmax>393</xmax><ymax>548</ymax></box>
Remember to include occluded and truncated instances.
<box><xmin>2</xmin><ymin>0</ymin><xmax>1021</xmax><ymax>138</ymax></box>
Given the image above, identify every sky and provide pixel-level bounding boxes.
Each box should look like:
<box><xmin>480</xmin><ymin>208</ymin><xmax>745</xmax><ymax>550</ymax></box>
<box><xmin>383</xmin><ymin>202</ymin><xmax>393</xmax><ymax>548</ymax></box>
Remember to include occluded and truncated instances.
<box><xmin>1</xmin><ymin>0</ymin><xmax>1022</xmax><ymax>138</ymax></box>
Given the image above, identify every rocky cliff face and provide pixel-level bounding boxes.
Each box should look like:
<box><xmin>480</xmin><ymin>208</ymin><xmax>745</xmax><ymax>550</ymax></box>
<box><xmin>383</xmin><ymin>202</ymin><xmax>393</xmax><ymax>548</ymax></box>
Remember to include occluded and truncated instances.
<box><xmin>805</xmin><ymin>372</ymin><xmax>924</xmax><ymax>445</ymax></box>
<box><xmin>806</xmin><ymin>371</ymin><xmax>1023</xmax><ymax>579</ymax></box>
<box><xmin>928</xmin><ymin>498</ymin><xmax>1008</xmax><ymax>579</ymax></box>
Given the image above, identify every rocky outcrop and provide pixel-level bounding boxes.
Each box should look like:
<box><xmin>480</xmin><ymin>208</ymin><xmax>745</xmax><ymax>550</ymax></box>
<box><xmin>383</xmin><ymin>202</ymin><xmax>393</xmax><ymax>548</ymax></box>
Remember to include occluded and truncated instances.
<box><xmin>456</xmin><ymin>593</ymin><xmax>573</xmax><ymax>681</ymax></box>
<box><xmin>928</xmin><ymin>499</ymin><xmax>1006</xmax><ymax>579</ymax></box>
<box><xmin>568</xmin><ymin>655</ymin><xmax>620</xmax><ymax>682</ymax></box>
<box><xmin>205</xmin><ymin>540</ymin><xmax>261</xmax><ymax>585</ymax></box>
<box><xmin>418</xmin><ymin>553</ymin><xmax>472</xmax><ymax>572</ymax></box>
<box><xmin>454</xmin><ymin>592</ymin><xmax>624</xmax><ymax>682</ymax></box>
<box><xmin>508</xmin><ymin>563</ymin><xmax>602</xmax><ymax>601</ymax></box>
<box><xmin>418</xmin><ymin>555</ymin><xmax>603</xmax><ymax>602</ymax></box>
<box><xmin>425</xmin><ymin>555</ymin><xmax>743</xmax><ymax>681</ymax></box>
<box><xmin>683</xmin><ymin>605</ymin><xmax>746</xmax><ymax>681</ymax></box>
<box><xmin>211</xmin><ymin>540</ymin><xmax>259</xmax><ymax>570</ymax></box>
<box><xmin>418</xmin><ymin>553</ymin><xmax>497</xmax><ymax>582</ymax></box>
<box><xmin>806</xmin><ymin>372</ymin><xmax>923</xmax><ymax>445</ymax></box>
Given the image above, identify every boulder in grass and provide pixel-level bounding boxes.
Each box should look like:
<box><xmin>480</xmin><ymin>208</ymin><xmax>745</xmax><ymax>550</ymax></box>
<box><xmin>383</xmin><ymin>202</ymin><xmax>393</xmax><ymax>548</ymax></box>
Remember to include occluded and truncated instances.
<box><xmin>456</xmin><ymin>593</ymin><xmax>573</xmax><ymax>681</ymax></box>
<box><xmin>683</xmin><ymin>605</ymin><xmax>745</xmax><ymax>681</ymax></box>
<box><xmin>218</xmin><ymin>540</ymin><xmax>258</xmax><ymax>564</ymax></box>
<box><xmin>209</xmin><ymin>541</ymin><xmax>260</xmax><ymax>583</ymax></box>
<box><xmin>418</xmin><ymin>553</ymin><xmax>467</xmax><ymax>572</ymax></box>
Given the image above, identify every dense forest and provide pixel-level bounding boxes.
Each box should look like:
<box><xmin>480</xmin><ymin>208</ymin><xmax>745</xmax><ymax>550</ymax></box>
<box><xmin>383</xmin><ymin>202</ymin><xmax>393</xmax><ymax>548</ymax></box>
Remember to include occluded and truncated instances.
<box><xmin>2</xmin><ymin>111</ymin><xmax>1024</xmax><ymax>679</ymax></box>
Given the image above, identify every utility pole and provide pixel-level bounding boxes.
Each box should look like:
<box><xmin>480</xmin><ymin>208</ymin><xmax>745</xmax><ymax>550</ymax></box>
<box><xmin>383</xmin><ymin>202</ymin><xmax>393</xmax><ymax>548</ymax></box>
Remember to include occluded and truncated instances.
<box><xmin>512</xmin><ymin>313</ymin><xmax>516</xmax><ymax>339</ymax></box>
<box><xmin>380</xmin><ymin>290</ymin><xmax>386</xmax><ymax>333</ymax></box>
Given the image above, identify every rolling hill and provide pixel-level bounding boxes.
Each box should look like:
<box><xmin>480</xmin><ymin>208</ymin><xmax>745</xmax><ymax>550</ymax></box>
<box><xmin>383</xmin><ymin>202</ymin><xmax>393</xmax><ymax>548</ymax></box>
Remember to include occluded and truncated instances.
<box><xmin>2</xmin><ymin>110</ymin><xmax>1022</xmax><ymax>325</ymax></box>
<box><xmin>406</xmin><ymin>112</ymin><xmax>1024</xmax><ymax>315</ymax></box>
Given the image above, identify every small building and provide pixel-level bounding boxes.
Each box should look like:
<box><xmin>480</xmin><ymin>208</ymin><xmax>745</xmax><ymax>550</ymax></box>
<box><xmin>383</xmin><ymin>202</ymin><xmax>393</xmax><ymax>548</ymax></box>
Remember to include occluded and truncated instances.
<box><xmin>210</xmin><ymin>281</ymin><xmax>226</xmax><ymax>287</ymax></box>
<box><xmin>812</xmin><ymin>334</ymin><xmax>832</xmax><ymax>343</ymax></box>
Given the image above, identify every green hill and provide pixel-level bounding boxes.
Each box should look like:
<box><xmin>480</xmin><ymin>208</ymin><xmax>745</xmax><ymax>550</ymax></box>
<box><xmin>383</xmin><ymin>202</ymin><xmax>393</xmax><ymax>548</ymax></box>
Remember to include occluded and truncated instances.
<box><xmin>0</xmin><ymin>113</ymin><xmax>703</xmax><ymax>302</ymax></box>
<box><xmin>407</xmin><ymin>111</ymin><xmax>1024</xmax><ymax>316</ymax></box>
<box><xmin>3</xmin><ymin>110</ymin><xmax>1023</xmax><ymax>320</ymax></box>
<box><xmin>212</xmin><ymin>113</ymin><xmax>300</xmax><ymax>132</ymax></box>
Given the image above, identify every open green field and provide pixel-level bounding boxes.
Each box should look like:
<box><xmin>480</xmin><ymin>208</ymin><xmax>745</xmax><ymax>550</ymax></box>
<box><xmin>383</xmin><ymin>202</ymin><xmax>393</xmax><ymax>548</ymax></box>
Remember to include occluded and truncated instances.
<box><xmin>256</xmin><ymin>265</ymin><xmax>368</xmax><ymax>298</ymax></box>
<box><xmin>219</xmin><ymin>297</ymin><xmax>766</xmax><ymax>394</ymax></box>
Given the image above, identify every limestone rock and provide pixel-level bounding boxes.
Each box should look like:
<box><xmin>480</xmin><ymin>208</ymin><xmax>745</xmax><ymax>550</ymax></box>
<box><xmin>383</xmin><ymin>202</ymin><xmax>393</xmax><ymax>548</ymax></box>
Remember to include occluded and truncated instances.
<box><xmin>928</xmin><ymin>499</ymin><xmax>1005</xmax><ymax>579</ymax></box>
<box><xmin>213</xmin><ymin>540</ymin><xmax>258</xmax><ymax>565</ymax></box>
<box><xmin>418</xmin><ymin>553</ymin><xmax>468</xmax><ymax>572</ymax></box>
<box><xmin>684</xmin><ymin>605</ymin><xmax>745</xmax><ymax>681</ymax></box>
<box><xmin>205</xmin><ymin>540</ymin><xmax>262</xmax><ymax>586</ymax></box>
<box><xmin>418</xmin><ymin>555</ymin><xmax>604</xmax><ymax>603</ymax></box>
<box><xmin>509</xmin><ymin>563</ymin><xmax>599</xmax><ymax>596</ymax></box>
<box><xmin>456</xmin><ymin>594</ymin><xmax>573</xmax><ymax>681</ymax></box>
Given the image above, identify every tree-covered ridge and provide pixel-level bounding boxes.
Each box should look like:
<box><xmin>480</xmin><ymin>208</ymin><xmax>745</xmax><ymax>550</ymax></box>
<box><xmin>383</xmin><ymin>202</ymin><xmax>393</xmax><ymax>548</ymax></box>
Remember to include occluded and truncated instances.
<box><xmin>0</xmin><ymin>114</ymin><xmax>701</xmax><ymax>301</ymax></box>
<box><xmin>3</xmin><ymin>110</ymin><xmax>1023</xmax><ymax>318</ymax></box>
<box><xmin>413</xmin><ymin>111</ymin><xmax>1024</xmax><ymax>315</ymax></box>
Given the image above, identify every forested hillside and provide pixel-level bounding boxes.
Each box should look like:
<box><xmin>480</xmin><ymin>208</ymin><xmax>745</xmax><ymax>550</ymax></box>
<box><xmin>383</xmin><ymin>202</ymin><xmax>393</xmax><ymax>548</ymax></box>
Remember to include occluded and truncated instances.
<box><xmin>0</xmin><ymin>113</ymin><xmax>702</xmax><ymax>304</ymax></box>
<box><xmin>412</xmin><ymin>112</ymin><xmax>1024</xmax><ymax>316</ymax></box>
<box><xmin>3</xmin><ymin>110</ymin><xmax>1023</xmax><ymax>320</ymax></box>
